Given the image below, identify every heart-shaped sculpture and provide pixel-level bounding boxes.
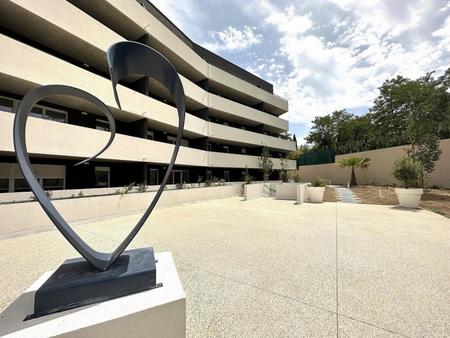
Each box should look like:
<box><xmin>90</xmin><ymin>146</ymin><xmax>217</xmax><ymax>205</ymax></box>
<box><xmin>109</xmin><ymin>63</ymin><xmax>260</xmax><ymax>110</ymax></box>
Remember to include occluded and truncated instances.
<box><xmin>13</xmin><ymin>41</ymin><xmax>185</xmax><ymax>271</ymax></box>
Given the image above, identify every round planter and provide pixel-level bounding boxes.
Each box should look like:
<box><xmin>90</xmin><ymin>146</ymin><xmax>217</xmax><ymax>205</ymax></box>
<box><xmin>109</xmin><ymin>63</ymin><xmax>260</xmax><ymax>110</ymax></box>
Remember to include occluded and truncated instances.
<box><xmin>394</xmin><ymin>188</ymin><xmax>423</xmax><ymax>208</ymax></box>
<box><xmin>307</xmin><ymin>186</ymin><xmax>325</xmax><ymax>203</ymax></box>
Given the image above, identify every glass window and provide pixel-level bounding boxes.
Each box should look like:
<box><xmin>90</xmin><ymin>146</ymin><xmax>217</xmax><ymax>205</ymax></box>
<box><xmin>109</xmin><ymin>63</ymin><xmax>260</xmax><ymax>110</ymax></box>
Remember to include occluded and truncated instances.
<box><xmin>206</xmin><ymin>170</ymin><xmax>212</xmax><ymax>181</ymax></box>
<box><xmin>0</xmin><ymin>178</ymin><xmax>9</xmax><ymax>192</ymax></box>
<box><xmin>147</xmin><ymin>130</ymin><xmax>154</xmax><ymax>140</ymax></box>
<box><xmin>42</xmin><ymin>178</ymin><xmax>64</xmax><ymax>190</ymax></box>
<box><xmin>44</xmin><ymin>109</ymin><xmax>67</xmax><ymax>123</ymax></box>
<box><xmin>207</xmin><ymin>143</ymin><xmax>212</xmax><ymax>151</ymax></box>
<box><xmin>148</xmin><ymin>169</ymin><xmax>158</xmax><ymax>185</ymax></box>
<box><xmin>181</xmin><ymin>139</ymin><xmax>189</xmax><ymax>147</ymax></box>
<box><xmin>241</xmin><ymin>148</ymin><xmax>247</xmax><ymax>154</ymax></box>
<box><xmin>14</xmin><ymin>178</ymin><xmax>30</xmax><ymax>192</ymax></box>
<box><xmin>167</xmin><ymin>136</ymin><xmax>176</xmax><ymax>144</ymax></box>
<box><xmin>95</xmin><ymin>167</ymin><xmax>110</xmax><ymax>187</ymax></box>
<box><xmin>96</xmin><ymin>119</ymin><xmax>110</xmax><ymax>131</ymax></box>
<box><xmin>30</xmin><ymin>106</ymin><xmax>43</xmax><ymax>118</ymax></box>
<box><xmin>0</xmin><ymin>97</ymin><xmax>14</xmax><ymax>113</ymax></box>
<box><xmin>223</xmin><ymin>145</ymin><xmax>229</xmax><ymax>153</ymax></box>
<box><xmin>224</xmin><ymin>171</ymin><xmax>230</xmax><ymax>182</ymax></box>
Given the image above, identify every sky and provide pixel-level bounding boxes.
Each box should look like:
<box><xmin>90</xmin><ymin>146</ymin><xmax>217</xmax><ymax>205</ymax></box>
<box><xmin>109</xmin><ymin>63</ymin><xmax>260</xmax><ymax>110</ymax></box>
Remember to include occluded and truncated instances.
<box><xmin>151</xmin><ymin>0</ymin><xmax>450</xmax><ymax>143</ymax></box>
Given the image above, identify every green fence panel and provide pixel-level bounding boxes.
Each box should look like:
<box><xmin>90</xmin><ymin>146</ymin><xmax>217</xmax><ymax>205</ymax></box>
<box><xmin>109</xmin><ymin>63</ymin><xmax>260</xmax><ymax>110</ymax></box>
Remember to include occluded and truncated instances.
<box><xmin>298</xmin><ymin>149</ymin><xmax>335</xmax><ymax>166</ymax></box>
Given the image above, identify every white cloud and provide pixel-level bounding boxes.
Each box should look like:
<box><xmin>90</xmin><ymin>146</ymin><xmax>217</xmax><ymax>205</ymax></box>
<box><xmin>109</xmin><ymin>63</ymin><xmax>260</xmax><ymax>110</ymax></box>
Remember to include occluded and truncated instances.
<box><xmin>258</xmin><ymin>1</ymin><xmax>450</xmax><ymax>140</ymax></box>
<box><xmin>265</xmin><ymin>5</ymin><xmax>312</xmax><ymax>35</ymax></box>
<box><xmin>205</xmin><ymin>26</ymin><xmax>262</xmax><ymax>52</ymax></box>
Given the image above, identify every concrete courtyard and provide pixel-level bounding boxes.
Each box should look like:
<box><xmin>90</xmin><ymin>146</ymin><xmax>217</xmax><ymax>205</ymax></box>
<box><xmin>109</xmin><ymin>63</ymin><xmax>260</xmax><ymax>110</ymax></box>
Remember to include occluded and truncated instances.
<box><xmin>1</xmin><ymin>197</ymin><xmax>450</xmax><ymax>337</ymax></box>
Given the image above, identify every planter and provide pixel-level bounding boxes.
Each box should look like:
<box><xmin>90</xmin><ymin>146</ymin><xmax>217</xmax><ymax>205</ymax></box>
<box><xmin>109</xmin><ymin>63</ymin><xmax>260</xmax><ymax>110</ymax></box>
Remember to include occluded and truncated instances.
<box><xmin>307</xmin><ymin>186</ymin><xmax>325</xmax><ymax>203</ymax></box>
<box><xmin>394</xmin><ymin>188</ymin><xmax>423</xmax><ymax>208</ymax></box>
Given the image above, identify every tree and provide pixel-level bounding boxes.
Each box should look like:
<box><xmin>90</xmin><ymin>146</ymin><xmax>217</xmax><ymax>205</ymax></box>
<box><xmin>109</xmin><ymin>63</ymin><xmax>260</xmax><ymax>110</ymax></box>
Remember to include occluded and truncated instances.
<box><xmin>279</xmin><ymin>158</ymin><xmax>289</xmax><ymax>182</ymax></box>
<box><xmin>392</xmin><ymin>157</ymin><xmax>420</xmax><ymax>188</ymax></box>
<box><xmin>304</xmin><ymin>67</ymin><xmax>450</xmax><ymax>157</ymax></box>
<box><xmin>257</xmin><ymin>145</ymin><xmax>273</xmax><ymax>182</ymax></box>
<box><xmin>293</xmin><ymin>134</ymin><xmax>298</xmax><ymax>150</ymax></box>
<box><xmin>338</xmin><ymin>157</ymin><xmax>370</xmax><ymax>186</ymax></box>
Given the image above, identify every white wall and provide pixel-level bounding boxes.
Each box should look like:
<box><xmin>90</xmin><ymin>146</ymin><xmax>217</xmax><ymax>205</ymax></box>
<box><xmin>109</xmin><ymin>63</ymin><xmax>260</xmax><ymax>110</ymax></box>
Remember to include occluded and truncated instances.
<box><xmin>299</xmin><ymin>139</ymin><xmax>450</xmax><ymax>188</ymax></box>
<box><xmin>0</xmin><ymin>184</ymin><xmax>242</xmax><ymax>236</ymax></box>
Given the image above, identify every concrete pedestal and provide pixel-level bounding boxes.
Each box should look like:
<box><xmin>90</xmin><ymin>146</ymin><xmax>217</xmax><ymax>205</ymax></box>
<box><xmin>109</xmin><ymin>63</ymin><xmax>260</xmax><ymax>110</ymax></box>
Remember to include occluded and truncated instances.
<box><xmin>0</xmin><ymin>252</ymin><xmax>185</xmax><ymax>338</ymax></box>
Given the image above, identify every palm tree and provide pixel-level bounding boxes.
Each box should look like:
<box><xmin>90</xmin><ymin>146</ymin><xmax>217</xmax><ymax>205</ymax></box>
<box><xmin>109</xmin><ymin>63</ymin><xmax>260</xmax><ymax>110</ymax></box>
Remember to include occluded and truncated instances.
<box><xmin>338</xmin><ymin>157</ymin><xmax>370</xmax><ymax>186</ymax></box>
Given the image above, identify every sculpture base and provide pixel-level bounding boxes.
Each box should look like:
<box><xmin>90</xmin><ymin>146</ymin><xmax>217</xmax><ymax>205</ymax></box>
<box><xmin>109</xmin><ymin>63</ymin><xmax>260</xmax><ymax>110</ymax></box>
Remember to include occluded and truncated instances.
<box><xmin>28</xmin><ymin>247</ymin><xmax>158</xmax><ymax>319</ymax></box>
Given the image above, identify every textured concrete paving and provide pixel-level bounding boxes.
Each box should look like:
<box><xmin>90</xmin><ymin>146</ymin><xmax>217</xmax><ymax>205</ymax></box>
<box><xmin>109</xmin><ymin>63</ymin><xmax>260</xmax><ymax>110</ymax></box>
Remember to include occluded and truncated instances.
<box><xmin>1</xmin><ymin>197</ymin><xmax>449</xmax><ymax>337</ymax></box>
<box><xmin>334</xmin><ymin>187</ymin><xmax>360</xmax><ymax>203</ymax></box>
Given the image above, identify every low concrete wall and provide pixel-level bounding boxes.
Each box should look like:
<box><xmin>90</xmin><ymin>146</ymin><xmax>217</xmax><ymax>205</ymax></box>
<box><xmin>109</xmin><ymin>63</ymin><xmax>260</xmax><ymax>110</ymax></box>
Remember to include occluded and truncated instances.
<box><xmin>0</xmin><ymin>185</ymin><xmax>241</xmax><ymax>237</ymax></box>
<box><xmin>243</xmin><ymin>181</ymin><xmax>280</xmax><ymax>200</ymax></box>
<box><xmin>299</xmin><ymin>138</ymin><xmax>450</xmax><ymax>188</ymax></box>
<box><xmin>275</xmin><ymin>183</ymin><xmax>298</xmax><ymax>200</ymax></box>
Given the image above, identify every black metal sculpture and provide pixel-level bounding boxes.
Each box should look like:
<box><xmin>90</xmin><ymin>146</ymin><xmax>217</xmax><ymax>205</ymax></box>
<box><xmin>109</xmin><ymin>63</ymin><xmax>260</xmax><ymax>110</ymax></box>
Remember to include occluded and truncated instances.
<box><xmin>14</xmin><ymin>41</ymin><xmax>186</xmax><ymax>317</ymax></box>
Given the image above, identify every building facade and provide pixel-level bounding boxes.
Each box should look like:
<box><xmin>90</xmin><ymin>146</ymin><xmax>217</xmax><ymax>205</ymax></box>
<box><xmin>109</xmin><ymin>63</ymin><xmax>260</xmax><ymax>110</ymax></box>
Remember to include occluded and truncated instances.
<box><xmin>0</xmin><ymin>0</ymin><xmax>296</xmax><ymax>194</ymax></box>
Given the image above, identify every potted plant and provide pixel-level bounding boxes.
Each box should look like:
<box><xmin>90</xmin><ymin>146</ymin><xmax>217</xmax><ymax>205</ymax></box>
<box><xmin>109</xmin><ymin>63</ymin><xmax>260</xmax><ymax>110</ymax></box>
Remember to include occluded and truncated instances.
<box><xmin>307</xmin><ymin>178</ymin><xmax>327</xmax><ymax>203</ymax></box>
<box><xmin>392</xmin><ymin>157</ymin><xmax>423</xmax><ymax>208</ymax></box>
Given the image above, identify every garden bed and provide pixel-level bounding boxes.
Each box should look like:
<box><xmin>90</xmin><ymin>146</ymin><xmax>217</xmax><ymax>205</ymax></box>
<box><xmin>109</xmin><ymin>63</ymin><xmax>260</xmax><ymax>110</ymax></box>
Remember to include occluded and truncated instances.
<box><xmin>351</xmin><ymin>186</ymin><xmax>450</xmax><ymax>218</ymax></box>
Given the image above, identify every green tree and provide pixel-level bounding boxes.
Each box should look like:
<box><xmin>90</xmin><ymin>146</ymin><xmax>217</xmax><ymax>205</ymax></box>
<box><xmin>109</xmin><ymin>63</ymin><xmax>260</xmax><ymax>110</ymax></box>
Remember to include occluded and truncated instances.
<box><xmin>392</xmin><ymin>157</ymin><xmax>420</xmax><ymax>188</ymax></box>
<box><xmin>279</xmin><ymin>158</ymin><xmax>289</xmax><ymax>182</ymax></box>
<box><xmin>258</xmin><ymin>145</ymin><xmax>273</xmax><ymax>182</ymax></box>
<box><xmin>338</xmin><ymin>157</ymin><xmax>370</xmax><ymax>186</ymax></box>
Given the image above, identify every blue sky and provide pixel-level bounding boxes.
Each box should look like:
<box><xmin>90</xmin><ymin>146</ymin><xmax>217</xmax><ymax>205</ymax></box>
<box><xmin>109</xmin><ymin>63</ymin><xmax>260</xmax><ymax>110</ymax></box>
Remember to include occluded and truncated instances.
<box><xmin>151</xmin><ymin>0</ymin><xmax>450</xmax><ymax>143</ymax></box>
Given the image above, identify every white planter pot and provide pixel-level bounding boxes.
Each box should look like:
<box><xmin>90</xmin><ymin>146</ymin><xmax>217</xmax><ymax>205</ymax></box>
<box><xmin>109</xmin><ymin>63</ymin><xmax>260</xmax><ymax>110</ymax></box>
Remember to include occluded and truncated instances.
<box><xmin>394</xmin><ymin>188</ymin><xmax>423</xmax><ymax>208</ymax></box>
<box><xmin>307</xmin><ymin>186</ymin><xmax>325</xmax><ymax>203</ymax></box>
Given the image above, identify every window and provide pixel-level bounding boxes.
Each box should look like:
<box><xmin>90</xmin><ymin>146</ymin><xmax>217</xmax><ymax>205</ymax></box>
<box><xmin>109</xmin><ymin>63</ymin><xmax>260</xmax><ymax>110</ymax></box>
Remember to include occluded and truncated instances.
<box><xmin>0</xmin><ymin>96</ymin><xmax>14</xmax><ymax>113</ymax></box>
<box><xmin>223</xmin><ymin>121</ymin><xmax>229</xmax><ymax>126</ymax></box>
<box><xmin>96</xmin><ymin>119</ymin><xmax>110</xmax><ymax>131</ymax></box>
<box><xmin>169</xmin><ymin>170</ymin><xmax>189</xmax><ymax>184</ymax></box>
<box><xmin>167</xmin><ymin>136</ymin><xmax>189</xmax><ymax>147</ymax></box>
<box><xmin>223</xmin><ymin>145</ymin><xmax>229</xmax><ymax>153</ymax></box>
<box><xmin>30</xmin><ymin>106</ymin><xmax>43</xmax><ymax>118</ymax></box>
<box><xmin>206</xmin><ymin>170</ymin><xmax>212</xmax><ymax>181</ymax></box>
<box><xmin>224</xmin><ymin>171</ymin><xmax>230</xmax><ymax>182</ymax></box>
<box><xmin>241</xmin><ymin>148</ymin><xmax>247</xmax><ymax>154</ymax></box>
<box><xmin>148</xmin><ymin>169</ymin><xmax>159</xmax><ymax>185</ymax></box>
<box><xmin>0</xmin><ymin>178</ymin><xmax>9</xmax><ymax>192</ymax></box>
<box><xmin>14</xmin><ymin>178</ymin><xmax>30</xmax><ymax>192</ymax></box>
<box><xmin>147</xmin><ymin>130</ymin><xmax>154</xmax><ymax>140</ymax></box>
<box><xmin>241</xmin><ymin>126</ymin><xmax>247</xmax><ymax>130</ymax></box>
<box><xmin>207</xmin><ymin>143</ymin><xmax>212</xmax><ymax>151</ymax></box>
<box><xmin>44</xmin><ymin>109</ymin><xmax>67</xmax><ymax>123</ymax></box>
<box><xmin>95</xmin><ymin>167</ymin><xmax>110</xmax><ymax>187</ymax></box>
<box><xmin>42</xmin><ymin>178</ymin><xmax>64</xmax><ymax>190</ymax></box>
<box><xmin>29</xmin><ymin>104</ymin><xmax>67</xmax><ymax>123</ymax></box>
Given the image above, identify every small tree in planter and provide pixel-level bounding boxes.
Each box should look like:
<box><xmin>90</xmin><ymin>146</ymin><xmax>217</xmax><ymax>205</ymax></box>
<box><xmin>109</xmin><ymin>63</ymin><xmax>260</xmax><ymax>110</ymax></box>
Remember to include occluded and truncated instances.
<box><xmin>306</xmin><ymin>178</ymin><xmax>327</xmax><ymax>203</ymax></box>
<box><xmin>392</xmin><ymin>156</ymin><xmax>423</xmax><ymax>208</ymax></box>
<box><xmin>338</xmin><ymin>157</ymin><xmax>370</xmax><ymax>186</ymax></box>
<box><xmin>258</xmin><ymin>145</ymin><xmax>273</xmax><ymax>182</ymax></box>
<box><xmin>279</xmin><ymin>158</ymin><xmax>289</xmax><ymax>183</ymax></box>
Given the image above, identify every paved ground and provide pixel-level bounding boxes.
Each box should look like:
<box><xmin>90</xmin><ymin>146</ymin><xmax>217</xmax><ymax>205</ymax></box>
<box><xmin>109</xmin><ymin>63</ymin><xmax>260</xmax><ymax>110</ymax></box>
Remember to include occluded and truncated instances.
<box><xmin>333</xmin><ymin>187</ymin><xmax>360</xmax><ymax>203</ymax></box>
<box><xmin>1</xmin><ymin>197</ymin><xmax>450</xmax><ymax>337</ymax></box>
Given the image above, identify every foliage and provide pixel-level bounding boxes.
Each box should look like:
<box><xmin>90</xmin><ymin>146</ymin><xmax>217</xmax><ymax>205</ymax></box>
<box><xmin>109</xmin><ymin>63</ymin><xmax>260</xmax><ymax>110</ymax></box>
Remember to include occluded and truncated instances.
<box><xmin>243</xmin><ymin>165</ymin><xmax>253</xmax><ymax>184</ymax></box>
<box><xmin>257</xmin><ymin>145</ymin><xmax>273</xmax><ymax>181</ymax></box>
<box><xmin>304</xmin><ymin>68</ymin><xmax>450</xmax><ymax>155</ymax></box>
<box><xmin>289</xmin><ymin>171</ymin><xmax>301</xmax><ymax>183</ymax></box>
<box><xmin>392</xmin><ymin>157</ymin><xmax>420</xmax><ymax>188</ymax></box>
<box><xmin>311</xmin><ymin>178</ymin><xmax>327</xmax><ymax>187</ymax></box>
<box><xmin>117</xmin><ymin>182</ymin><xmax>135</xmax><ymax>196</ymax></box>
<box><xmin>279</xmin><ymin>158</ymin><xmax>289</xmax><ymax>182</ymax></box>
<box><xmin>136</xmin><ymin>184</ymin><xmax>147</xmax><ymax>193</ymax></box>
<box><xmin>338</xmin><ymin>157</ymin><xmax>370</xmax><ymax>186</ymax></box>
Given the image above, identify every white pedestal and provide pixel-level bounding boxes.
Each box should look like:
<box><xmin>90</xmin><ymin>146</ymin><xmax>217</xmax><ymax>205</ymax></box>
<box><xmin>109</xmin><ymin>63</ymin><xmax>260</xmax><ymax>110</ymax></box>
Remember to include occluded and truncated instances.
<box><xmin>0</xmin><ymin>252</ymin><xmax>186</xmax><ymax>338</ymax></box>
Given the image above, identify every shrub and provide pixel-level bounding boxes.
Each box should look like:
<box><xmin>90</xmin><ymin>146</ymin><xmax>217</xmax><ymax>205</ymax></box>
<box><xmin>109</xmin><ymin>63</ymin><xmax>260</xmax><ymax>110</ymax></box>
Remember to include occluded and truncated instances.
<box><xmin>392</xmin><ymin>157</ymin><xmax>420</xmax><ymax>188</ymax></box>
<box><xmin>312</xmin><ymin>178</ymin><xmax>327</xmax><ymax>187</ymax></box>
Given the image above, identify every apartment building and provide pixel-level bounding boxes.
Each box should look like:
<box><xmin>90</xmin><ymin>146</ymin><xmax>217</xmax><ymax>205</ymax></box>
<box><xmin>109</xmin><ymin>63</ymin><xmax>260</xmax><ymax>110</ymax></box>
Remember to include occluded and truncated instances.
<box><xmin>0</xmin><ymin>0</ymin><xmax>296</xmax><ymax>194</ymax></box>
